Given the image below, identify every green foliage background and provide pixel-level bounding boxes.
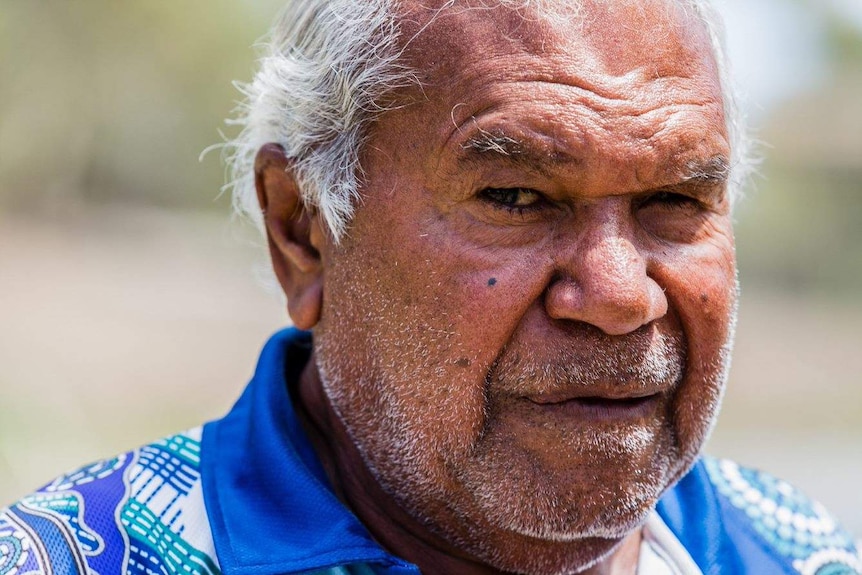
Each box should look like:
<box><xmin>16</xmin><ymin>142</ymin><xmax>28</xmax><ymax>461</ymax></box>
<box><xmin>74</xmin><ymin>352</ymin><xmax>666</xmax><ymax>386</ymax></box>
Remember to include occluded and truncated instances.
<box><xmin>731</xmin><ymin>6</ymin><xmax>862</xmax><ymax>297</ymax></box>
<box><xmin>0</xmin><ymin>0</ymin><xmax>282</xmax><ymax>211</ymax></box>
<box><xmin>2</xmin><ymin>1</ymin><xmax>860</xmax><ymax>296</ymax></box>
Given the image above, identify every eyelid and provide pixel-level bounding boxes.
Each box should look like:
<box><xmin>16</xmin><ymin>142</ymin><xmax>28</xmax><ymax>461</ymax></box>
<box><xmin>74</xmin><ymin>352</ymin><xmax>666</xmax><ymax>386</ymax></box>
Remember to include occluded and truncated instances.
<box><xmin>639</xmin><ymin>184</ymin><xmax>724</xmax><ymax>207</ymax></box>
<box><xmin>475</xmin><ymin>187</ymin><xmax>558</xmax><ymax>222</ymax></box>
<box><xmin>642</xmin><ymin>190</ymin><xmax>698</xmax><ymax>203</ymax></box>
<box><xmin>480</xmin><ymin>187</ymin><xmax>544</xmax><ymax>207</ymax></box>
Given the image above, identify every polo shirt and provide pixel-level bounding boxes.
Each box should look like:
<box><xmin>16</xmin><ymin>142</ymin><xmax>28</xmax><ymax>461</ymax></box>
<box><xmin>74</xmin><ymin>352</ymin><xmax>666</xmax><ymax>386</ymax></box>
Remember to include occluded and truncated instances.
<box><xmin>2</xmin><ymin>328</ymin><xmax>860</xmax><ymax>574</ymax></box>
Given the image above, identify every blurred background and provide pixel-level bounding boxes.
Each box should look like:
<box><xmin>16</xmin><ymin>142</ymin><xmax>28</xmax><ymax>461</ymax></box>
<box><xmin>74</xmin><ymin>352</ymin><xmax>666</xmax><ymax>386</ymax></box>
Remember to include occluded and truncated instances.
<box><xmin>1</xmin><ymin>0</ymin><xmax>860</xmax><ymax>533</ymax></box>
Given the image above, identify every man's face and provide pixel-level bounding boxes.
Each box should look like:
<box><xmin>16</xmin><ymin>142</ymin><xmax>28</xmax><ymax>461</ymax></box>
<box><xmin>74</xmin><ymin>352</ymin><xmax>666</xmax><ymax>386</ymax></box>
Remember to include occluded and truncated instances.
<box><xmin>313</xmin><ymin>0</ymin><xmax>735</xmax><ymax>571</ymax></box>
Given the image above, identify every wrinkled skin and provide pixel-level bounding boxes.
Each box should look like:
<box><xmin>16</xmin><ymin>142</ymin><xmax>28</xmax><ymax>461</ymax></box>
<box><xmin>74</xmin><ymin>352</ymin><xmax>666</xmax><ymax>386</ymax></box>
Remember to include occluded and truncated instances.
<box><xmin>258</xmin><ymin>0</ymin><xmax>737</xmax><ymax>573</ymax></box>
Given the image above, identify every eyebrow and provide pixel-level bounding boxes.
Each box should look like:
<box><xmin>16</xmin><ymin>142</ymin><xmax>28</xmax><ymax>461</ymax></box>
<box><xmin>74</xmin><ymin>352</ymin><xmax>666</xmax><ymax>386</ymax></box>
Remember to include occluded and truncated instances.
<box><xmin>680</xmin><ymin>155</ymin><xmax>730</xmax><ymax>185</ymax></box>
<box><xmin>458</xmin><ymin>128</ymin><xmax>579</xmax><ymax>176</ymax></box>
<box><xmin>459</xmin><ymin>126</ymin><xmax>730</xmax><ymax>188</ymax></box>
<box><xmin>462</xmin><ymin>130</ymin><xmax>526</xmax><ymax>156</ymax></box>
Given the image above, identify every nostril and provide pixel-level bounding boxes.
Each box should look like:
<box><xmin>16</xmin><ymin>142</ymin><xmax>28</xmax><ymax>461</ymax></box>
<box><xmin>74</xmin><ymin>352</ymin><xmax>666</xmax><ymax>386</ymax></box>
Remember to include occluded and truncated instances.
<box><xmin>544</xmin><ymin>273</ymin><xmax>668</xmax><ymax>336</ymax></box>
<box><xmin>546</xmin><ymin>225</ymin><xmax>667</xmax><ymax>335</ymax></box>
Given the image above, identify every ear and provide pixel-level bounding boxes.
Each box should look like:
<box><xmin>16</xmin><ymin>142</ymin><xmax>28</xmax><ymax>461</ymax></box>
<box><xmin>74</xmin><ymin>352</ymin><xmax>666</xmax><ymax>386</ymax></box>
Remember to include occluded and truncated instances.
<box><xmin>255</xmin><ymin>143</ymin><xmax>325</xmax><ymax>330</ymax></box>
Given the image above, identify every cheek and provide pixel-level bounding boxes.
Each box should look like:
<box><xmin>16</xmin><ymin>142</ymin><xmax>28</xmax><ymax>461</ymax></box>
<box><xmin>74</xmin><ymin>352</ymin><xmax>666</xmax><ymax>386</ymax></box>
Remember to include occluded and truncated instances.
<box><xmin>649</xmin><ymin>218</ymin><xmax>736</xmax><ymax>358</ymax></box>
<box><xmin>362</xmin><ymin>201</ymin><xmax>551</xmax><ymax>363</ymax></box>
<box><xmin>652</xmin><ymin>235</ymin><xmax>737</xmax><ymax>460</ymax></box>
<box><xmin>453</xmin><ymin>266</ymin><xmax>546</xmax><ymax>349</ymax></box>
<box><xmin>339</xmin><ymin>219</ymin><xmax>556</xmax><ymax>446</ymax></box>
<box><xmin>678</xmin><ymin>233</ymin><xmax>738</xmax><ymax>361</ymax></box>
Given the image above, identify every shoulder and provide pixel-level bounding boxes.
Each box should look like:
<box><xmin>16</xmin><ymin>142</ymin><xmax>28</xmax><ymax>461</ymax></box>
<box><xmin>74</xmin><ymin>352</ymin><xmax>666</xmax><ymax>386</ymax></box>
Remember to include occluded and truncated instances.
<box><xmin>702</xmin><ymin>457</ymin><xmax>861</xmax><ymax>574</ymax></box>
<box><xmin>0</xmin><ymin>428</ymin><xmax>221</xmax><ymax>575</ymax></box>
<box><xmin>660</xmin><ymin>456</ymin><xmax>862</xmax><ymax>575</ymax></box>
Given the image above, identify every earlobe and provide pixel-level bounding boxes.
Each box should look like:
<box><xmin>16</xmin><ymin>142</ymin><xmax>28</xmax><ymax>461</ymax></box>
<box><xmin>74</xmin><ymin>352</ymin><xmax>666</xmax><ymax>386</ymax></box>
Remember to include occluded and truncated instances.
<box><xmin>254</xmin><ymin>143</ymin><xmax>324</xmax><ymax>330</ymax></box>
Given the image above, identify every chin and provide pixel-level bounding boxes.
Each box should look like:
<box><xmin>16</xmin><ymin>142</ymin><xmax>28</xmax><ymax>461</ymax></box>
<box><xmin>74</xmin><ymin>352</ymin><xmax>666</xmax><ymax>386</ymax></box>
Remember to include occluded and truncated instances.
<box><xmin>504</xmin><ymin>508</ymin><xmax>652</xmax><ymax>544</ymax></box>
<box><xmin>445</xmin><ymin>503</ymin><xmax>645</xmax><ymax>575</ymax></box>
<box><xmin>469</xmin><ymin>465</ymin><xmax>667</xmax><ymax>543</ymax></box>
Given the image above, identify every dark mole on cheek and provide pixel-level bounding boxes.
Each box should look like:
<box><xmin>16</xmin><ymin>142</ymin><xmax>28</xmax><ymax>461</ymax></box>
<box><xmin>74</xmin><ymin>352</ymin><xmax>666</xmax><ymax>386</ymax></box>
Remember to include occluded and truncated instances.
<box><xmin>488</xmin><ymin>278</ymin><xmax>497</xmax><ymax>287</ymax></box>
<box><xmin>455</xmin><ymin>358</ymin><xmax>471</xmax><ymax>368</ymax></box>
<box><xmin>700</xmin><ymin>293</ymin><xmax>709</xmax><ymax>304</ymax></box>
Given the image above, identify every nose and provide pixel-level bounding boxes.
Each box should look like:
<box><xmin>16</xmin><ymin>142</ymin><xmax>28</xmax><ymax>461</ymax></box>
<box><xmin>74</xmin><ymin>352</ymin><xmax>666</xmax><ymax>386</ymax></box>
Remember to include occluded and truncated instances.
<box><xmin>545</xmin><ymin>223</ymin><xmax>668</xmax><ymax>336</ymax></box>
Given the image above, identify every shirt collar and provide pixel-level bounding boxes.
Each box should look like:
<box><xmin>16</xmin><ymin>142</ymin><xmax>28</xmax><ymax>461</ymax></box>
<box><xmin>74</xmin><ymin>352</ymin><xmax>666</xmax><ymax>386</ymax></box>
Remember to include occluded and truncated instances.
<box><xmin>200</xmin><ymin>328</ymin><xmax>418</xmax><ymax>575</ymax></box>
<box><xmin>641</xmin><ymin>513</ymin><xmax>704</xmax><ymax>575</ymax></box>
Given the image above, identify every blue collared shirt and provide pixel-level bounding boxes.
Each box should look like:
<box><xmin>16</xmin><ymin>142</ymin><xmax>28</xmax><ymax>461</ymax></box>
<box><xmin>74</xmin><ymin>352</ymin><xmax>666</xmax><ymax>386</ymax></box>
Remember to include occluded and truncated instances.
<box><xmin>202</xmin><ymin>328</ymin><xmax>418</xmax><ymax>575</ymax></box>
<box><xmin>2</xmin><ymin>328</ymin><xmax>859</xmax><ymax>574</ymax></box>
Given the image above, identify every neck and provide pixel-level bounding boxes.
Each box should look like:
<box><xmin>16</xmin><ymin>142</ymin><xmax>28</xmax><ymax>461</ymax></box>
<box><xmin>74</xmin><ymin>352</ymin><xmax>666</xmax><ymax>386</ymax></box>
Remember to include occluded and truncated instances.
<box><xmin>295</xmin><ymin>353</ymin><xmax>643</xmax><ymax>575</ymax></box>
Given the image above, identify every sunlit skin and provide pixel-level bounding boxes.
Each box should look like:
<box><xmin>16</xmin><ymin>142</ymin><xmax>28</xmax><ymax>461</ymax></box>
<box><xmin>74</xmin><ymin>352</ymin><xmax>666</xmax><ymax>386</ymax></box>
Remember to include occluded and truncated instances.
<box><xmin>255</xmin><ymin>0</ymin><xmax>737</xmax><ymax>573</ymax></box>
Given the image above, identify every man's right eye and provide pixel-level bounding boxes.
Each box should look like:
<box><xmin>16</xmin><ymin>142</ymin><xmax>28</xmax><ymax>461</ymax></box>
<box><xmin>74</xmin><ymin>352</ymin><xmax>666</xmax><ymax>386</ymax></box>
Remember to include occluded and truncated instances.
<box><xmin>479</xmin><ymin>188</ymin><xmax>543</xmax><ymax>211</ymax></box>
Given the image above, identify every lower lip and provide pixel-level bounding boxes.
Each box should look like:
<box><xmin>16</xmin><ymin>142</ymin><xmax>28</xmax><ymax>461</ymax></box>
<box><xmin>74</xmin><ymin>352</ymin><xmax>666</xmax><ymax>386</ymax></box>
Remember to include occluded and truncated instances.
<box><xmin>525</xmin><ymin>394</ymin><xmax>661</xmax><ymax>422</ymax></box>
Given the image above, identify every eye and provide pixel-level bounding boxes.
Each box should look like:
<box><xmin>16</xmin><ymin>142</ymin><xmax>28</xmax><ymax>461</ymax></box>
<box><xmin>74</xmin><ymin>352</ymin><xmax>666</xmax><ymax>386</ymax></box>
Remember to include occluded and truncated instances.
<box><xmin>638</xmin><ymin>189</ymin><xmax>716</xmax><ymax>244</ymax></box>
<box><xmin>640</xmin><ymin>191</ymin><xmax>700</xmax><ymax>210</ymax></box>
<box><xmin>479</xmin><ymin>187</ymin><xmax>543</xmax><ymax>210</ymax></box>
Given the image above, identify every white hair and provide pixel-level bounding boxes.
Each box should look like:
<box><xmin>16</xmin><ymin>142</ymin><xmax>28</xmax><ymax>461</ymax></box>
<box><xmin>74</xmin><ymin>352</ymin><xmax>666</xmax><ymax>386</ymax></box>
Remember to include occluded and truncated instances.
<box><xmin>225</xmin><ymin>0</ymin><xmax>752</xmax><ymax>241</ymax></box>
<box><xmin>226</xmin><ymin>0</ymin><xmax>406</xmax><ymax>238</ymax></box>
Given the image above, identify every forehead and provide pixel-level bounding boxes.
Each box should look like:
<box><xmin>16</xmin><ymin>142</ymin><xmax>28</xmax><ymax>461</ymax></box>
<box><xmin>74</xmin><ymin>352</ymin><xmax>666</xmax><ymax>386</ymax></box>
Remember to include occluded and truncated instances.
<box><xmin>414</xmin><ymin>4</ymin><xmax>719</xmax><ymax>115</ymax></box>
<box><xmin>367</xmin><ymin>0</ymin><xmax>727</xmax><ymax>196</ymax></box>
<box><xmin>397</xmin><ymin>0</ymin><xmax>716</xmax><ymax>83</ymax></box>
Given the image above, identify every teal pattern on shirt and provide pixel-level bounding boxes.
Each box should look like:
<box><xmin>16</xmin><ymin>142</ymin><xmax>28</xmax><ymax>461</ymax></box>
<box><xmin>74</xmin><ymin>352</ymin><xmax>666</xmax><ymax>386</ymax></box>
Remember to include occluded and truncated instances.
<box><xmin>0</xmin><ymin>428</ymin><xmax>221</xmax><ymax>575</ymax></box>
<box><xmin>705</xmin><ymin>458</ymin><xmax>862</xmax><ymax>575</ymax></box>
<box><xmin>3</xmin><ymin>424</ymin><xmax>860</xmax><ymax>575</ymax></box>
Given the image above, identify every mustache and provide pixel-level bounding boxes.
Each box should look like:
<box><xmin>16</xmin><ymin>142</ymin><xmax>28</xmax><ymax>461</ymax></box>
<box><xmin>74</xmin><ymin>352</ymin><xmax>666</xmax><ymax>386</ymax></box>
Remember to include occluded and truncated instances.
<box><xmin>486</xmin><ymin>323</ymin><xmax>687</xmax><ymax>397</ymax></box>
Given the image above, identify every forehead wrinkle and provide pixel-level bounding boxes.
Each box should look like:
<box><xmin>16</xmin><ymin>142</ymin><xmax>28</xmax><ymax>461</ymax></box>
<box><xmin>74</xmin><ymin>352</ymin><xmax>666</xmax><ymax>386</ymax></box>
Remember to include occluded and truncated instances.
<box><xmin>441</xmin><ymin>72</ymin><xmax>716</xmax><ymax>144</ymax></box>
<box><xmin>396</xmin><ymin>2</ymin><xmax>715</xmax><ymax>110</ymax></box>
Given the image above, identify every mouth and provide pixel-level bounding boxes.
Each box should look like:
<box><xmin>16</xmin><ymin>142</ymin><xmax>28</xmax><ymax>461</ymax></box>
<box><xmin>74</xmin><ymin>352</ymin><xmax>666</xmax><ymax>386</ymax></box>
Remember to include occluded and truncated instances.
<box><xmin>523</xmin><ymin>393</ymin><xmax>662</xmax><ymax>422</ymax></box>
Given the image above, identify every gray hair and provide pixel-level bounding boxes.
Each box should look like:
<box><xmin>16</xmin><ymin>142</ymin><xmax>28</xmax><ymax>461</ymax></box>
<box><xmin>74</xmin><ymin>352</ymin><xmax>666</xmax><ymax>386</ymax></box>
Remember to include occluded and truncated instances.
<box><xmin>226</xmin><ymin>0</ymin><xmax>752</xmax><ymax>241</ymax></box>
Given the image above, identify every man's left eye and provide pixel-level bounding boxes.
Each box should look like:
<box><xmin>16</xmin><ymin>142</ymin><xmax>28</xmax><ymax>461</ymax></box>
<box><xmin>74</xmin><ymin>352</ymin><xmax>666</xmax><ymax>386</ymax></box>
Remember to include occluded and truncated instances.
<box><xmin>640</xmin><ymin>191</ymin><xmax>700</xmax><ymax>210</ymax></box>
<box><xmin>479</xmin><ymin>187</ymin><xmax>542</xmax><ymax>209</ymax></box>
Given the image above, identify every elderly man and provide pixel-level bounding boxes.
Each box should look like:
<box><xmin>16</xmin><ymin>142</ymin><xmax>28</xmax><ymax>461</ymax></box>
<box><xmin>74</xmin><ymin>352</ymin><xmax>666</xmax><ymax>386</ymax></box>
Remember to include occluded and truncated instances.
<box><xmin>2</xmin><ymin>0</ymin><xmax>860</xmax><ymax>573</ymax></box>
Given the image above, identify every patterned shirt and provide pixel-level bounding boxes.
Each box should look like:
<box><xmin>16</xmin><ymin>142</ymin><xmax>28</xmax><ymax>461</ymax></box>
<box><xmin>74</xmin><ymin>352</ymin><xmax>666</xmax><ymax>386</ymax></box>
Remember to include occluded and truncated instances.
<box><xmin>2</xmin><ymin>329</ymin><xmax>860</xmax><ymax>575</ymax></box>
